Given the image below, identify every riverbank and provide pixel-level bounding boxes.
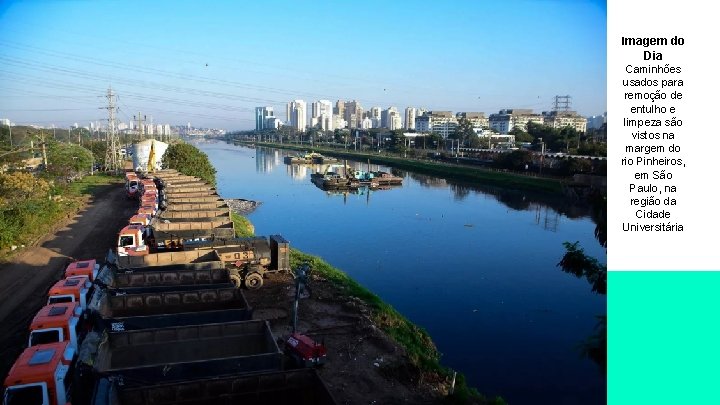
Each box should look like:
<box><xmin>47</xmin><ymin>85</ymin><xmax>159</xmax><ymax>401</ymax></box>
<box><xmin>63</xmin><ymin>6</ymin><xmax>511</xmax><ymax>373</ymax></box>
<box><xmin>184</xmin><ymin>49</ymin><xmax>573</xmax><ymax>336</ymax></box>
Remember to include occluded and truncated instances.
<box><xmin>231</xmin><ymin>210</ymin><xmax>505</xmax><ymax>404</ymax></box>
<box><xmin>235</xmin><ymin>140</ymin><xmax>564</xmax><ymax>195</ymax></box>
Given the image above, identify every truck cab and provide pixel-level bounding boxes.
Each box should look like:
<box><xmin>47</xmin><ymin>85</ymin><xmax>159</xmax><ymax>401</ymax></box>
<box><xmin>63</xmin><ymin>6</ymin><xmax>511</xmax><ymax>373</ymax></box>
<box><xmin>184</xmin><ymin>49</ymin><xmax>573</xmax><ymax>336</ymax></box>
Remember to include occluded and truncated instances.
<box><xmin>125</xmin><ymin>173</ymin><xmax>139</xmax><ymax>199</ymax></box>
<box><xmin>28</xmin><ymin>302</ymin><xmax>82</xmax><ymax>351</ymax></box>
<box><xmin>129</xmin><ymin>214</ymin><xmax>151</xmax><ymax>227</ymax></box>
<box><xmin>47</xmin><ymin>276</ymin><xmax>92</xmax><ymax>311</ymax></box>
<box><xmin>2</xmin><ymin>341</ymin><xmax>75</xmax><ymax>405</ymax></box>
<box><xmin>117</xmin><ymin>225</ymin><xmax>149</xmax><ymax>256</ymax></box>
<box><xmin>64</xmin><ymin>259</ymin><xmax>99</xmax><ymax>282</ymax></box>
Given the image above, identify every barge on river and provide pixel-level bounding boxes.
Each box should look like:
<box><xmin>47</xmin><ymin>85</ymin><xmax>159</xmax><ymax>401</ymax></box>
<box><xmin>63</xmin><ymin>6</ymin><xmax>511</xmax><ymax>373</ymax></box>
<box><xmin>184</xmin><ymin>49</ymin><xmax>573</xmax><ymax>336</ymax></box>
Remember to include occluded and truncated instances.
<box><xmin>284</xmin><ymin>152</ymin><xmax>339</xmax><ymax>165</ymax></box>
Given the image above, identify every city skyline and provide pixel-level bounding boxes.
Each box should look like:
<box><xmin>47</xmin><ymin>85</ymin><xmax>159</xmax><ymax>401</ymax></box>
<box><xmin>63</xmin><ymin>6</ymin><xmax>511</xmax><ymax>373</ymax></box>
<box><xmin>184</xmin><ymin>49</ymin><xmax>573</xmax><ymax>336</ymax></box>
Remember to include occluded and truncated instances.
<box><xmin>0</xmin><ymin>0</ymin><xmax>607</xmax><ymax>130</ymax></box>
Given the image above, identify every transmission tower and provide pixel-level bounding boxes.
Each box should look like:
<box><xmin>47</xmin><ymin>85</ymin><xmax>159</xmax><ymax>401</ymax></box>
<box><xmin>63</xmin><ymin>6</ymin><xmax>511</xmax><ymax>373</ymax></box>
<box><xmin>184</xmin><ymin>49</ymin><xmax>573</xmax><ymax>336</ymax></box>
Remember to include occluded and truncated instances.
<box><xmin>134</xmin><ymin>113</ymin><xmax>146</xmax><ymax>141</ymax></box>
<box><xmin>103</xmin><ymin>87</ymin><xmax>121</xmax><ymax>172</ymax></box>
<box><xmin>552</xmin><ymin>95</ymin><xmax>572</xmax><ymax>112</ymax></box>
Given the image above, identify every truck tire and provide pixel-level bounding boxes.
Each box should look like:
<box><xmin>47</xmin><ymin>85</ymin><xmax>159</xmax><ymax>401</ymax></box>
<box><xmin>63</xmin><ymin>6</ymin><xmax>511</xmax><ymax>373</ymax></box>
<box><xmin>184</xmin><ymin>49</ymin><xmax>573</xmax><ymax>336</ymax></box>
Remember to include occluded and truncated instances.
<box><xmin>244</xmin><ymin>273</ymin><xmax>263</xmax><ymax>289</ymax></box>
<box><xmin>229</xmin><ymin>274</ymin><xmax>242</xmax><ymax>288</ymax></box>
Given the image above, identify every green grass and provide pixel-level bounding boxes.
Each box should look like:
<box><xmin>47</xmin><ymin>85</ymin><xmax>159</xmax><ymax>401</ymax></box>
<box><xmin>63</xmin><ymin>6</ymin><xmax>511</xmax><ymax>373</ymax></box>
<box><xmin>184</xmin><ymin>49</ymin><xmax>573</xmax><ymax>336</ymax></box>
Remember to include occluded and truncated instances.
<box><xmin>238</xmin><ymin>141</ymin><xmax>562</xmax><ymax>194</ymax></box>
<box><xmin>230</xmin><ymin>211</ymin><xmax>255</xmax><ymax>237</ymax></box>
<box><xmin>64</xmin><ymin>172</ymin><xmax>122</xmax><ymax>196</ymax></box>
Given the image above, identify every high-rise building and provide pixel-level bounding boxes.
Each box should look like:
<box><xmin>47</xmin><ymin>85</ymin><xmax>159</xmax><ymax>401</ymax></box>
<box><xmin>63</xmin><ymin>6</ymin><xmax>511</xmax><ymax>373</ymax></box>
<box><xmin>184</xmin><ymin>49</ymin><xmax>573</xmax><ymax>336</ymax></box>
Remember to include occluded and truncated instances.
<box><xmin>389</xmin><ymin>111</ymin><xmax>402</xmax><ymax>130</ymax></box>
<box><xmin>255</xmin><ymin>106</ymin><xmax>275</xmax><ymax>131</ymax></box>
<box><xmin>311</xmin><ymin>100</ymin><xmax>333</xmax><ymax>129</ymax></box>
<box><xmin>370</xmin><ymin>107</ymin><xmax>381</xmax><ymax>120</ymax></box>
<box><xmin>334</xmin><ymin>100</ymin><xmax>345</xmax><ymax>117</ymax></box>
<box><xmin>344</xmin><ymin>100</ymin><xmax>363</xmax><ymax>129</ymax></box>
<box><xmin>381</xmin><ymin>106</ymin><xmax>399</xmax><ymax>129</ymax></box>
<box><xmin>404</xmin><ymin>107</ymin><xmax>417</xmax><ymax>130</ymax></box>
<box><xmin>287</xmin><ymin>100</ymin><xmax>307</xmax><ymax>132</ymax></box>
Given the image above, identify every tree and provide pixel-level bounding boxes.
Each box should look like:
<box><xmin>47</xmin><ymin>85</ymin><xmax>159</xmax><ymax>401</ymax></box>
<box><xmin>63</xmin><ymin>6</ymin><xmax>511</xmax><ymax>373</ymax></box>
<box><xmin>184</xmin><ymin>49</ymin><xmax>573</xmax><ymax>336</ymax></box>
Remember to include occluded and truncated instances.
<box><xmin>509</xmin><ymin>127</ymin><xmax>533</xmax><ymax>143</ymax></box>
<box><xmin>386</xmin><ymin>130</ymin><xmax>407</xmax><ymax>153</ymax></box>
<box><xmin>557</xmin><ymin>241</ymin><xmax>606</xmax><ymax>373</ymax></box>
<box><xmin>0</xmin><ymin>172</ymin><xmax>51</xmax><ymax>206</ymax></box>
<box><xmin>495</xmin><ymin>150</ymin><xmax>533</xmax><ymax>170</ymax></box>
<box><xmin>162</xmin><ymin>142</ymin><xmax>216</xmax><ymax>186</ymax></box>
<box><xmin>452</xmin><ymin>117</ymin><xmax>476</xmax><ymax>147</ymax></box>
<box><xmin>84</xmin><ymin>140</ymin><xmax>108</xmax><ymax>166</ymax></box>
<box><xmin>46</xmin><ymin>141</ymin><xmax>94</xmax><ymax>180</ymax></box>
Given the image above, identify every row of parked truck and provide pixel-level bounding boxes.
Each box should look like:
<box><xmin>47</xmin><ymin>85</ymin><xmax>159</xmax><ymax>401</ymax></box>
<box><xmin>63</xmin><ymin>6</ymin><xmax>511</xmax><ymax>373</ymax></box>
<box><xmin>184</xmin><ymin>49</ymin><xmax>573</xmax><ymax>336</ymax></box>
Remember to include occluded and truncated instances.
<box><xmin>3</xmin><ymin>169</ymin><xmax>334</xmax><ymax>405</ymax></box>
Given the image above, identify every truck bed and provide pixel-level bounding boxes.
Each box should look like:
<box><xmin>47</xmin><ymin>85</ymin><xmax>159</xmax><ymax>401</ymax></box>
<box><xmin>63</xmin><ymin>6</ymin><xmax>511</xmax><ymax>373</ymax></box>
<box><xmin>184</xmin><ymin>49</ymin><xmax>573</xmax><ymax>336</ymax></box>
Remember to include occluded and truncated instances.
<box><xmin>90</xmin><ymin>285</ymin><xmax>249</xmax><ymax>318</ymax></box>
<box><xmin>93</xmin><ymin>369</ymin><xmax>337</xmax><ymax>405</ymax></box>
<box><xmin>165</xmin><ymin>201</ymin><xmax>229</xmax><ymax>211</ymax></box>
<box><xmin>97</xmin><ymin>261</ymin><xmax>231</xmax><ymax>289</ymax></box>
<box><xmin>157</xmin><ymin>209</ymin><xmax>230</xmax><ymax>220</ymax></box>
<box><xmin>152</xmin><ymin>226</ymin><xmax>236</xmax><ymax>242</ymax></box>
<box><xmin>85</xmin><ymin>321</ymin><xmax>282</xmax><ymax>385</ymax></box>
<box><xmin>152</xmin><ymin>218</ymin><xmax>232</xmax><ymax>232</ymax></box>
<box><xmin>166</xmin><ymin>196</ymin><xmax>222</xmax><ymax>203</ymax></box>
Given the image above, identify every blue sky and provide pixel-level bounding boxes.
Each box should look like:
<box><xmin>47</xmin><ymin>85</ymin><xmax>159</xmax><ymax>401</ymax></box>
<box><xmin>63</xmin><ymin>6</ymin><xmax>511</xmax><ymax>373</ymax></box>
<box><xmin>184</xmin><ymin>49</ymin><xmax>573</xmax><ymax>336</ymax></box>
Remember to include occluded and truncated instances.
<box><xmin>0</xmin><ymin>0</ymin><xmax>606</xmax><ymax>130</ymax></box>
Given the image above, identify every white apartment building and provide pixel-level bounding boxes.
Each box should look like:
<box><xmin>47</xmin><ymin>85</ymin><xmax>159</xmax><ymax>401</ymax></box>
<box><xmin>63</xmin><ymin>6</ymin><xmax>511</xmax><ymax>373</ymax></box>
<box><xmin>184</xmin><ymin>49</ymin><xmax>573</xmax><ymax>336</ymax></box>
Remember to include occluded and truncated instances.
<box><xmin>415</xmin><ymin>111</ymin><xmax>457</xmax><ymax>138</ymax></box>
<box><xmin>287</xmin><ymin>100</ymin><xmax>307</xmax><ymax>132</ymax></box>
<box><xmin>543</xmin><ymin>111</ymin><xmax>588</xmax><ymax>132</ymax></box>
<box><xmin>489</xmin><ymin>109</ymin><xmax>544</xmax><ymax>134</ymax></box>
<box><xmin>404</xmin><ymin>107</ymin><xmax>417</xmax><ymax>130</ymax></box>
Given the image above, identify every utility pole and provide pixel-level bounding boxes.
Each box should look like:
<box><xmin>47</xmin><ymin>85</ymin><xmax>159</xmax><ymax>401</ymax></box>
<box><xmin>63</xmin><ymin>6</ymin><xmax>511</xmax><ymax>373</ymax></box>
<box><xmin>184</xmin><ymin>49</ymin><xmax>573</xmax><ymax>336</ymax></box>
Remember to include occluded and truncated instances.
<box><xmin>39</xmin><ymin>131</ymin><xmax>48</xmax><ymax>169</ymax></box>
<box><xmin>102</xmin><ymin>87</ymin><xmax>120</xmax><ymax>172</ymax></box>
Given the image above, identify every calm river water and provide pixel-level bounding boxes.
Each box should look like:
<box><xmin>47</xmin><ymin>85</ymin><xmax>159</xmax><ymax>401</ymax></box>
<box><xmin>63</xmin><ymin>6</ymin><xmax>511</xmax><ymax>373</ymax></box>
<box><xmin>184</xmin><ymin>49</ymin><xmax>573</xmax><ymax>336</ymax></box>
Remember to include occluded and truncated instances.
<box><xmin>196</xmin><ymin>140</ymin><xmax>606</xmax><ymax>405</ymax></box>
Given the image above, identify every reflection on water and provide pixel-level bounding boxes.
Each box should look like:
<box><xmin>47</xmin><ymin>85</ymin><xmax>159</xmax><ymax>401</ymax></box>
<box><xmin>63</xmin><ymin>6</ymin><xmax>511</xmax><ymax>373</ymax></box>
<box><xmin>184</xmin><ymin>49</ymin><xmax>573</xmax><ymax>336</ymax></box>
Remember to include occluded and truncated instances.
<box><xmin>258</xmin><ymin>146</ymin><xmax>604</xmax><ymax>238</ymax></box>
<box><xmin>201</xmin><ymin>141</ymin><xmax>606</xmax><ymax>405</ymax></box>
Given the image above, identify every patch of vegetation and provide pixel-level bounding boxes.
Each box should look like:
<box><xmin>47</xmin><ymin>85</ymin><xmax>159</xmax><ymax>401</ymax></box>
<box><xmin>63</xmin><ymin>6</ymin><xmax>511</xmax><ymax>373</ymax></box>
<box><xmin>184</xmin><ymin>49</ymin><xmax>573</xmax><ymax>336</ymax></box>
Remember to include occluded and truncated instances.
<box><xmin>230</xmin><ymin>211</ymin><xmax>254</xmax><ymax>237</ymax></box>
<box><xmin>290</xmin><ymin>249</ymin><xmax>506</xmax><ymax>405</ymax></box>
<box><xmin>0</xmin><ymin>172</ymin><xmax>120</xmax><ymax>259</ymax></box>
<box><xmin>162</xmin><ymin>143</ymin><xmax>217</xmax><ymax>186</ymax></box>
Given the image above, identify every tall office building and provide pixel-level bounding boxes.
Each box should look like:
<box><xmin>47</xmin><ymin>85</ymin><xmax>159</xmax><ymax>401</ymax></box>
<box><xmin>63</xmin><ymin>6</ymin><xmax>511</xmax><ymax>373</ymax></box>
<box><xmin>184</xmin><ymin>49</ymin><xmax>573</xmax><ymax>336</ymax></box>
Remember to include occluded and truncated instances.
<box><xmin>255</xmin><ymin>106</ymin><xmax>275</xmax><ymax>131</ymax></box>
<box><xmin>287</xmin><ymin>100</ymin><xmax>307</xmax><ymax>132</ymax></box>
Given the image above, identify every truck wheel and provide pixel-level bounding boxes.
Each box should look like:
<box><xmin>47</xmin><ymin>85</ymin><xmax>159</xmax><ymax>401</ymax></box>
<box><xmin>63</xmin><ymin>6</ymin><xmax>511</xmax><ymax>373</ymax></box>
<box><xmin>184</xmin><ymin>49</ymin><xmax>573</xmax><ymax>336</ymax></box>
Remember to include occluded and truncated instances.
<box><xmin>244</xmin><ymin>273</ymin><xmax>263</xmax><ymax>289</ymax></box>
<box><xmin>229</xmin><ymin>274</ymin><xmax>242</xmax><ymax>288</ymax></box>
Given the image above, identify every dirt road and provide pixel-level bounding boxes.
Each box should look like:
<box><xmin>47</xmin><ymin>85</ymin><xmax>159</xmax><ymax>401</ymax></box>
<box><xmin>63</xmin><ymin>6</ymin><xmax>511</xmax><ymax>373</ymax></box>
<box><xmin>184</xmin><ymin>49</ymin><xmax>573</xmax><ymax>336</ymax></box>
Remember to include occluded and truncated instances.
<box><xmin>0</xmin><ymin>184</ymin><xmax>136</xmax><ymax>381</ymax></box>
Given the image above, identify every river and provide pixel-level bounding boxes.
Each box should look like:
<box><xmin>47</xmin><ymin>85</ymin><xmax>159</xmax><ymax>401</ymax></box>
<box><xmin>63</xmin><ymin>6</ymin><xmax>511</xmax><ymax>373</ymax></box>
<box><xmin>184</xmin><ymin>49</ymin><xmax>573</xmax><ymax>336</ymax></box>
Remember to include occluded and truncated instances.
<box><xmin>195</xmin><ymin>140</ymin><xmax>606</xmax><ymax>405</ymax></box>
